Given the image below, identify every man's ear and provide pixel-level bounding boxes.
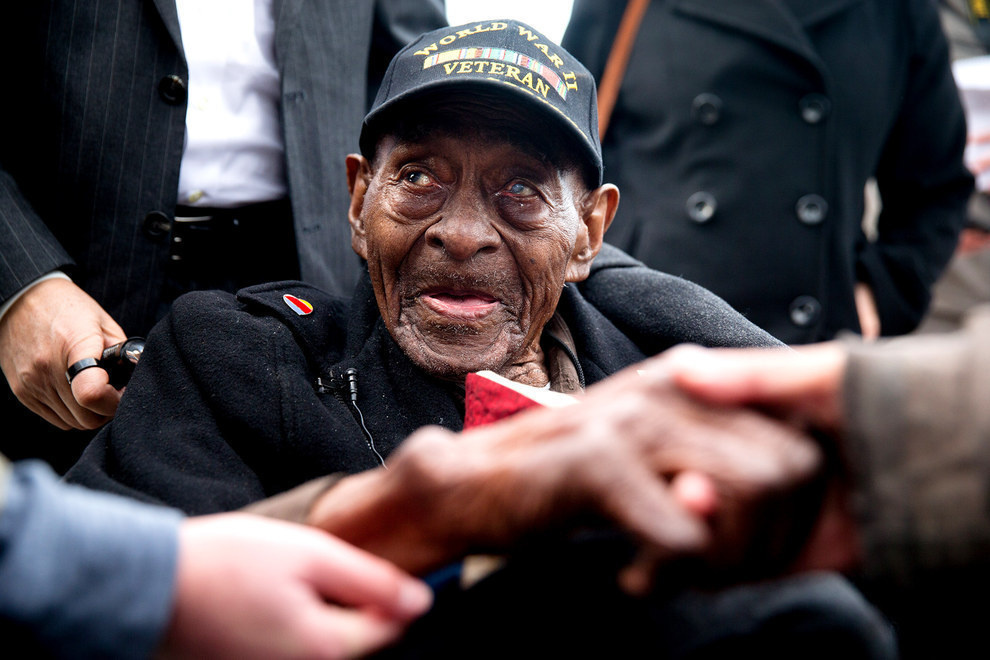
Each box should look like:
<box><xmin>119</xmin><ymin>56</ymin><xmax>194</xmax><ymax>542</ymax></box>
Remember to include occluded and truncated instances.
<box><xmin>565</xmin><ymin>183</ymin><xmax>619</xmax><ymax>282</ymax></box>
<box><xmin>346</xmin><ymin>153</ymin><xmax>372</xmax><ymax>260</ymax></box>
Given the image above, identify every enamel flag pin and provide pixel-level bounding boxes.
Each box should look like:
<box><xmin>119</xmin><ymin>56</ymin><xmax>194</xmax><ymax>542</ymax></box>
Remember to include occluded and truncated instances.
<box><xmin>283</xmin><ymin>294</ymin><xmax>314</xmax><ymax>316</ymax></box>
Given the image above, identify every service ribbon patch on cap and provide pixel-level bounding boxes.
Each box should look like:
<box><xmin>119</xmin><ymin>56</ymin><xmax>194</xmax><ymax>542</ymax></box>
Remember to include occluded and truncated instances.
<box><xmin>283</xmin><ymin>294</ymin><xmax>314</xmax><ymax>316</ymax></box>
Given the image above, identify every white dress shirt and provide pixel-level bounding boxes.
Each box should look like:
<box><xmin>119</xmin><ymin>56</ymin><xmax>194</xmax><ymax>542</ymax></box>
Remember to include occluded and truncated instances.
<box><xmin>174</xmin><ymin>0</ymin><xmax>287</xmax><ymax>207</ymax></box>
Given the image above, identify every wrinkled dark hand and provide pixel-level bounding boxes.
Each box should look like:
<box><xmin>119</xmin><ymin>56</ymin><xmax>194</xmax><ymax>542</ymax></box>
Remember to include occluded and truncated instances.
<box><xmin>309</xmin><ymin>353</ymin><xmax>826</xmax><ymax>592</ymax></box>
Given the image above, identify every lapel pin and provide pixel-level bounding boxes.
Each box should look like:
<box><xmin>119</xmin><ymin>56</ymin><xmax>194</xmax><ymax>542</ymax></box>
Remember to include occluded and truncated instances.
<box><xmin>283</xmin><ymin>294</ymin><xmax>314</xmax><ymax>316</ymax></box>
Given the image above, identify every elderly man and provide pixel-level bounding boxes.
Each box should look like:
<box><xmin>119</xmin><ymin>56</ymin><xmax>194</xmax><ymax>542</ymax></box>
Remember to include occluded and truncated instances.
<box><xmin>66</xmin><ymin>18</ymin><xmax>780</xmax><ymax>513</ymax></box>
<box><xmin>65</xmin><ymin>20</ymin><xmax>893</xmax><ymax>658</ymax></box>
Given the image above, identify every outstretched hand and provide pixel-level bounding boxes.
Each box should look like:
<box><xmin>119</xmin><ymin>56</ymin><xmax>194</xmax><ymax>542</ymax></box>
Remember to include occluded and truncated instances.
<box><xmin>660</xmin><ymin>342</ymin><xmax>849</xmax><ymax>434</ymax></box>
<box><xmin>0</xmin><ymin>278</ymin><xmax>127</xmax><ymax>429</ymax></box>
<box><xmin>308</xmin><ymin>354</ymin><xmax>826</xmax><ymax>592</ymax></box>
<box><xmin>659</xmin><ymin>342</ymin><xmax>862</xmax><ymax>573</ymax></box>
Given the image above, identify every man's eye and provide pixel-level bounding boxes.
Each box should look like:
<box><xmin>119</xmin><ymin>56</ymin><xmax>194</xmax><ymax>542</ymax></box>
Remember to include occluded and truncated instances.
<box><xmin>404</xmin><ymin>171</ymin><xmax>432</xmax><ymax>186</ymax></box>
<box><xmin>506</xmin><ymin>181</ymin><xmax>536</xmax><ymax>196</ymax></box>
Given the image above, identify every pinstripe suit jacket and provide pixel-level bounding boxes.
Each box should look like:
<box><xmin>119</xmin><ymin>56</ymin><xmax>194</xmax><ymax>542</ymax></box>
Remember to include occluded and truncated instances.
<box><xmin>0</xmin><ymin>0</ymin><xmax>446</xmax><ymax>336</ymax></box>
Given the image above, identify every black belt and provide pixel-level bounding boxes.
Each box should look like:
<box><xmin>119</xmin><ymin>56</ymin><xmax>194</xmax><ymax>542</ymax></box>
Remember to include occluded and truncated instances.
<box><xmin>173</xmin><ymin>198</ymin><xmax>291</xmax><ymax>230</ymax></box>
<box><xmin>169</xmin><ymin>199</ymin><xmax>293</xmax><ymax>263</ymax></box>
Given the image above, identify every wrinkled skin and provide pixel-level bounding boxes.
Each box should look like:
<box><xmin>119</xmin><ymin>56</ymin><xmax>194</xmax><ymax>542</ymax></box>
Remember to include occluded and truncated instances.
<box><xmin>308</xmin><ymin>353</ymin><xmax>826</xmax><ymax>592</ymax></box>
<box><xmin>324</xmin><ymin>97</ymin><xmax>826</xmax><ymax>592</ymax></box>
<box><xmin>346</xmin><ymin>97</ymin><xmax>618</xmax><ymax>386</ymax></box>
<box><xmin>660</xmin><ymin>342</ymin><xmax>864</xmax><ymax>573</ymax></box>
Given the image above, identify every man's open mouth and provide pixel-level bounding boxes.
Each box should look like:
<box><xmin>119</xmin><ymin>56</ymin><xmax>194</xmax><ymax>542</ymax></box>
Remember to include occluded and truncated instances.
<box><xmin>419</xmin><ymin>288</ymin><xmax>500</xmax><ymax>320</ymax></box>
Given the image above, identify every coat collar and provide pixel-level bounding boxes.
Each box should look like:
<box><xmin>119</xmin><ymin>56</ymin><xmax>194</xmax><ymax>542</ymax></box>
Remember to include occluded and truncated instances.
<box><xmin>672</xmin><ymin>0</ymin><xmax>865</xmax><ymax>73</ymax></box>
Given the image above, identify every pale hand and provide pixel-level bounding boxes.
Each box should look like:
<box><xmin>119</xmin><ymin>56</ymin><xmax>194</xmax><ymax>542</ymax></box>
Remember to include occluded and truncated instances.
<box><xmin>661</xmin><ymin>342</ymin><xmax>849</xmax><ymax>433</ymax></box>
<box><xmin>854</xmin><ymin>282</ymin><xmax>880</xmax><ymax>341</ymax></box>
<box><xmin>0</xmin><ymin>278</ymin><xmax>126</xmax><ymax>429</ymax></box>
<box><xmin>159</xmin><ymin>513</ymin><xmax>433</xmax><ymax>660</ymax></box>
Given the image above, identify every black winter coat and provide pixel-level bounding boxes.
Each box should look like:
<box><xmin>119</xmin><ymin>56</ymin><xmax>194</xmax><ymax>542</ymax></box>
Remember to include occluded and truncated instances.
<box><xmin>563</xmin><ymin>0</ymin><xmax>973</xmax><ymax>343</ymax></box>
<box><xmin>66</xmin><ymin>246</ymin><xmax>780</xmax><ymax>515</ymax></box>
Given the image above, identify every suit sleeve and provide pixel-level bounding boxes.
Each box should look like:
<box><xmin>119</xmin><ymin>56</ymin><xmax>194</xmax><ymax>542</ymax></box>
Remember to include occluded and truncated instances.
<box><xmin>0</xmin><ymin>155</ymin><xmax>74</xmax><ymax>305</ymax></box>
<box><xmin>859</xmin><ymin>0</ymin><xmax>974</xmax><ymax>335</ymax></box>
<box><xmin>0</xmin><ymin>456</ymin><xmax>180</xmax><ymax>659</ymax></box>
<box><xmin>0</xmin><ymin>9</ymin><xmax>74</xmax><ymax>304</ymax></box>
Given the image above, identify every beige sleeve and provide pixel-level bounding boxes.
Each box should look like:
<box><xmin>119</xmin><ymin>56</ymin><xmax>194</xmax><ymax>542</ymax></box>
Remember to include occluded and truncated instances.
<box><xmin>241</xmin><ymin>474</ymin><xmax>344</xmax><ymax>524</ymax></box>
<box><xmin>843</xmin><ymin>305</ymin><xmax>990</xmax><ymax>584</ymax></box>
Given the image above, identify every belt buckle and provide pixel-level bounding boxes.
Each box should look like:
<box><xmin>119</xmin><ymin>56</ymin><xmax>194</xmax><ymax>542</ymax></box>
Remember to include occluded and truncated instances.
<box><xmin>173</xmin><ymin>214</ymin><xmax>213</xmax><ymax>225</ymax></box>
<box><xmin>170</xmin><ymin>214</ymin><xmax>215</xmax><ymax>263</ymax></box>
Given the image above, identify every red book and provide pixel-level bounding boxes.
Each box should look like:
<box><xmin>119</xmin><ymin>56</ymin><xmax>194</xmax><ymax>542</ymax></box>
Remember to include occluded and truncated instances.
<box><xmin>464</xmin><ymin>370</ymin><xmax>578</xmax><ymax>429</ymax></box>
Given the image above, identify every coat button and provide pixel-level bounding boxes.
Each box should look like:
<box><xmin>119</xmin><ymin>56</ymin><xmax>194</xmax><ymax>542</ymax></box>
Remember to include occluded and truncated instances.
<box><xmin>686</xmin><ymin>191</ymin><xmax>717</xmax><ymax>223</ymax></box>
<box><xmin>796</xmin><ymin>194</ymin><xmax>828</xmax><ymax>225</ymax></box>
<box><xmin>789</xmin><ymin>295</ymin><xmax>821</xmax><ymax>327</ymax></box>
<box><xmin>142</xmin><ymin>211</ymin><xmax>172</xmax><ymax>240</ymax></box>
<box><xmin>158</xmin><ymin>75</ymin><xmax>187</xmax><ymax>105</ymax></box>
<box><xmin>798</xmin><ymin>93</ymin><xmax>830</xmax><ymax>124</ymax></box>
<box><xmin>692</xmin><ymin>93</ymin><xmax>723</xmax><ymax>126</ymax></box>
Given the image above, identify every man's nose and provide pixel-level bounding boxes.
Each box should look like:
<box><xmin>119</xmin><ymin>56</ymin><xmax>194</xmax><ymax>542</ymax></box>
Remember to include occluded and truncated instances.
<box><xmin>425</xmin><ymin>196</ymin><xmax>501</xmax><ymax>261</ymax></box>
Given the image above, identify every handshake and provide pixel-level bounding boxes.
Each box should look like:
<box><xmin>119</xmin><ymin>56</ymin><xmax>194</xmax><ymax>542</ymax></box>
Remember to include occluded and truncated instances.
<box><xmin>300</xmin><ymin>343</ymin><xmax>858</xmax><ymax>593</ymax></box>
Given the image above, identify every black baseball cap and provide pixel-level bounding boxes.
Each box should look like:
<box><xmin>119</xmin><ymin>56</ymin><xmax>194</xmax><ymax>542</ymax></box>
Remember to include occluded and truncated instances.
<box><xmin>360</xmin><ymin>19</ymin><xmax>603</xmax><ymax>186</ymax></box>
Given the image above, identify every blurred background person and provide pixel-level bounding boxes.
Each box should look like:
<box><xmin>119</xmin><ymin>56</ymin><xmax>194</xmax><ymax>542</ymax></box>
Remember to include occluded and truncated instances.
<box><xmin>562</xmin><ymin>0</ymin><xmax>972</xmax><ymax>344</ymax></box>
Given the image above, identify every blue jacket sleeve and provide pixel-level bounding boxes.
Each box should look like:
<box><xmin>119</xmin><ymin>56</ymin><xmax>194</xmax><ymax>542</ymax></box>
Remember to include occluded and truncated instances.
<box><xmin>0</xmin><ymin>456</ymin><xmax>182</xmax><ymax>659</ymax></box>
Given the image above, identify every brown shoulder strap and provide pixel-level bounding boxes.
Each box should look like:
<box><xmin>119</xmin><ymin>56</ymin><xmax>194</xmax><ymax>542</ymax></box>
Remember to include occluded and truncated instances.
<box><xmin>597</xmin><ymin>0</ymin><xmax>651</xmax><ymax>139</ymax></box>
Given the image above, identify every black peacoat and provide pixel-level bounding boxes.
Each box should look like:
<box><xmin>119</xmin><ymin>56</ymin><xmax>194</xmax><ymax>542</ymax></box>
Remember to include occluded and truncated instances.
<box><xmin>563</xmin><ymin>0</ymin><xmax>974</xmax><ymax>343</ymax></box>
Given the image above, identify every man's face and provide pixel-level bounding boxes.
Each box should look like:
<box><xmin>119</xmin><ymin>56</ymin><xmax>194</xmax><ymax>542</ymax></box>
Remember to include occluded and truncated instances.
<box><xmin>347</xmin><ymin>102</ymin><xmax>614</xmax><ymax>381</ymax></box>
